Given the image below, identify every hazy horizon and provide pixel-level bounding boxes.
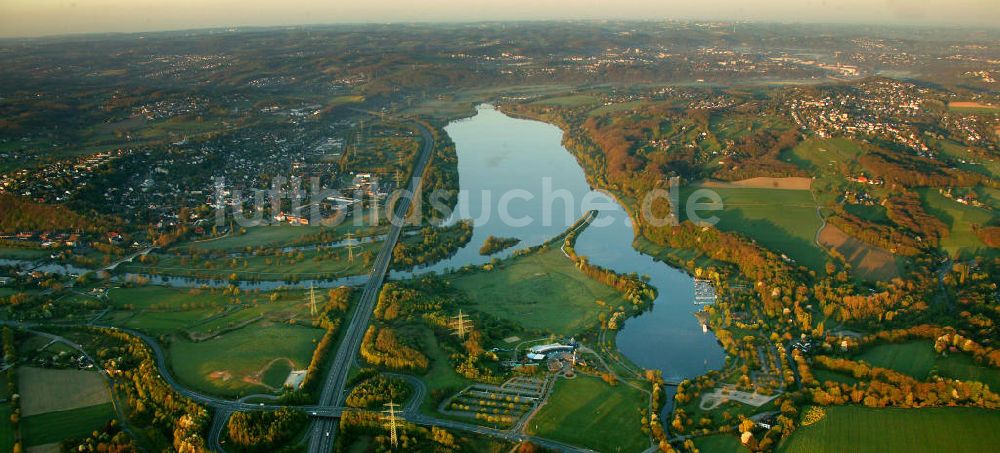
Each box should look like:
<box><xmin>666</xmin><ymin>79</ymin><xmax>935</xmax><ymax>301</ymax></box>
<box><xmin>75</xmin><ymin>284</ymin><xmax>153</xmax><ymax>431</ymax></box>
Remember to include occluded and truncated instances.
<box><xmin>1</xmin><ymin>0</ymin><xmax>998</xmax><ymax>39</ymax></box>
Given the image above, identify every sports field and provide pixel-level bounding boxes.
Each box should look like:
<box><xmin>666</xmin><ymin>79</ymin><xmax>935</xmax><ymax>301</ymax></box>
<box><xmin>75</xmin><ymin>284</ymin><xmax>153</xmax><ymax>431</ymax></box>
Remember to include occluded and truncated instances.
<box><xmin>169</xmin><ymin>322</ymin><xmax>324</xmax><ymax>396</ymax></box>
<box><xmin>18</xmin><ymin>367</ymin><xmax>111</xmax><ymax>416</ymax></box>
<box><xmin>448</xmin><ymin>246</ymin><xmax>630</xmax><ymax>336</ymax></box>
<box><xmin>21</xmin><ymin>403</ymin><xmax>115</xmax><ymax>447</ymax></box>
<box><xmin>526</xmin><ymin>375</ymin><xmax>648</xmax><ymax>453</ymax></box>
<box><xmin>778</xmin><ymin>406</ymin><xmax>1000</xmax><ymax>453</ymax></box>
<box><xmin>855</xmin><ymin>341</ymin><xmax>1000</xmax><ymax>389</ymax></box>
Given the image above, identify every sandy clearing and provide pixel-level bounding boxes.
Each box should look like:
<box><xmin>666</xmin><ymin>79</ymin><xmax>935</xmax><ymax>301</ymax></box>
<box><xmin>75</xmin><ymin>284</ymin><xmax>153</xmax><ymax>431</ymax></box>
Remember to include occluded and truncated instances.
<box><xmin>699</xmin><ymin>176</ymin><xmax>813</xmax><ymax>190</ymax></box>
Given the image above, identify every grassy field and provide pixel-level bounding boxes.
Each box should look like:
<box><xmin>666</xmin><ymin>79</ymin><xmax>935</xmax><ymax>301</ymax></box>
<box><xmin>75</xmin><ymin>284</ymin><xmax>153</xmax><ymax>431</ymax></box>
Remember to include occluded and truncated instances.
<box><xmin>917</xmin><ymin>188</ymin><xmax>993</xmax><ymax>258</ymax></box>
<box><xmin>683</xmin><ymin>185</ymin><xmax>826</xmax><ymax>271</ymax></box>
<box><xmin>531</xmin><ymin>94</ymin><xmax>601</xmax><ymax>107</ymax></box>
<box><xmin>710</xmin><ymin>113</ymin><xmax>791</xmax><ymax>141</ymax></box>
<box><xmin>526</xmin><ymin>375</ymin><xmax>648</xmax><ymax>453</ymax></box>
<box><xmin>108</xmin><ymin>285</ymin><xmax>233</xmax><ymax>310</ymax></box>
<box><xmin>447</xmin><ymin>246</ymin><xmax>629</xmax><ymax>336</ymax></box>
<box><xmin>0</xmin><ymin>247</ymin><xmax>49</xmax><ymax>260</ymax></box>
<box><xmin>0</xmin><ymin>403</ymin><xmax>14</xmax><ymax>453</ymax></box>
<box><xmin>22</xmin><ymin>403</ymin><xmax>115</xmax><ymax>447</ymax></box>
<box><xmin>783</xmin><ymin>137</ymin><xmax>865</xmax><ymax>174</ymax></box>
<box><xmin>127</xmin><ymin>238</ymin><xmax>380</xmax><ymax>279</ymax></box>
<box><xmin>168</xmin><ymin>322</ymin><xmax>324</xmax><ymax>397</ymax></box>
<box><xmin>18</xmin><ymin>367</ymin><xmax>111</xmax><ymax>417</ymax></box>
<box><xmin>855</xmin><ymin>341</ymin><xmax>1000</xmax><ymax>389</ymax></box>
<box><xmin>779</xmin><ymin>406</ymin><xmax>1000</xmax><ymax>453</ymax></box>
<box><xmin>693</xmin><ymin>433</ymin><xmax>743</xmax><ymax>452</ymax></box>
<box><xmin>179</xmin><ymin>220</ymin><xmax>384</xmax><ymax>252</ymax></box>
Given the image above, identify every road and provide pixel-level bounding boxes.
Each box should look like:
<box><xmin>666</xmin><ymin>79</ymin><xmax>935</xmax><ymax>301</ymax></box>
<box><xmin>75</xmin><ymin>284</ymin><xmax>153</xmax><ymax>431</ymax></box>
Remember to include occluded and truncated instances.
<box><xmin>2</xmin><ymin>121</ymin><xmax>598</xmax><ymax>452</ymax></box>
<box><xmin>308</xmin><ymin>121</ymin><xmax>436</xmax><ymax>453</ymax></box>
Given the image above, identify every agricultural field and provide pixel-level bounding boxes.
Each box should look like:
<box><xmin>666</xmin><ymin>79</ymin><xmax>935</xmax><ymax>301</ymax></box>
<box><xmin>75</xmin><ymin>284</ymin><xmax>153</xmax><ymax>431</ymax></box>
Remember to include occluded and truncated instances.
<box><xmin>917</xmin><ymin>188</ymin><xmax>994</xmax><ymax>258</ymax></box>
<box><xmin>682</xmin><ymin>184</ymin><xmax>827</xmax><ymax>272</ymax></box>
<box><xmin>21</xmin><ymin>403</ymin><xmax>116</xmax><ymax>447</ymax></box>
<box><xmin>818</xmin><ymin>224</ymin><xmax>900</xmax><ymax>281</ymax></box>
<box><xmin>854</xmin><ymin>341</ymin><xmax>1000</xmax><ymax>389</ymax></box>
<box><xmin>526</xmin><ymin>375</ymin><xmax>648</xmax><ymax>453</ymax></box>
<box><xmin>18</xmin><ymin>367</ymin><xmax>111</xmax><ymax>416</ymax></box>
<box><xmin>168</xmin><ymin>322</ymin><xmax>325</xmax><ymax>397</ymax></box>
<box><xmin>447</xmin><ymin>246</ymin><xmax>630</xmax><ymax>336</ymax></box>
<box><xmin>778</xmin><ymin>406</ymin><xmax>1000</xmax><ymax>453</ymax></box>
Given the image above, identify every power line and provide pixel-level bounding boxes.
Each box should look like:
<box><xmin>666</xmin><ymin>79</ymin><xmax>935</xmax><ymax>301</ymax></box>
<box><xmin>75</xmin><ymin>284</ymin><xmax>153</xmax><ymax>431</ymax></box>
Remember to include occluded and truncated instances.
<box><xmin>308</xmin><ymin>284</ymin><xmax>318</xmax><ymax>319</ymax></box>
<box><xmin>451</xmin><ymin>309</ymin><xmax>474</xmax><ymax>340</ymax></box>
<box><xmin>344</xmin><ymin>232</ymin><xmax>358</xmax><ymax>263</ymax></box>
<box><xmin>382</xmin><ymin>402</ymin><xmax>401</xmax><ymax>449</ymax></box>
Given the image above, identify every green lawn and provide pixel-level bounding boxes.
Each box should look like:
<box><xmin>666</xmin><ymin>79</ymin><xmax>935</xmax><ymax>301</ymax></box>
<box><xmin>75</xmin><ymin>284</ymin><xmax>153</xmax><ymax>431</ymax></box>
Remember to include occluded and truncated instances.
<box><xmin>779</xmin><ymin>406</ymin><xmax>1000</xmax><ymax>453</ymax></box>
<box><xmin>527</xmin><ymin>375</ymin><xmax>648</xmax><ymax>452</ymax></box>
<box><xmin>21</xmin><ymin>403</ymin><xmax>115</xmax><ymax>447</ymax></box>
<box><xmin>855</xmin><ymin>341</ymin><xmax>1000</xmax><ymax>389</ymax></box>
<box><xmin>684</xmin><ymin>186</ymin><xmax>826</xmax><ymax>271</ymax></box>
<box><xmin>694</xmin><ymin>433</ymin><xmax>744</xmax><ymax>452</ymax></box>
<box><xmin>169</xmin><ymin>323</ymin><xmax>324</xmax><ymax>397</ymax></box>
<box><xmin>448</xmin><ymin>246</ymin><xmax>629</xmax><ymax>336</ymax></box>
<box><xmin>917</xmin><ymin>188</ymin><xmax>993</xmax><ymax>258</ymax></box>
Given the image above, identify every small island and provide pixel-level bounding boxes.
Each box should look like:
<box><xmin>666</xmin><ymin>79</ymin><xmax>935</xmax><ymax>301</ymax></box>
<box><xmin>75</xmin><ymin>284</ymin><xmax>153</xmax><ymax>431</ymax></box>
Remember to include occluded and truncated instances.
<box><xmin>478</xmin><ymin>235</ymin><xmax>520</xmax><ymax>255</ymax></box>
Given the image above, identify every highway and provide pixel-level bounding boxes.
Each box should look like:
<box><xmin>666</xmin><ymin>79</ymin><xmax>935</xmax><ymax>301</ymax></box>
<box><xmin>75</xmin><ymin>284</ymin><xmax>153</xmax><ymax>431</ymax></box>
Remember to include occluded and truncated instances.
<box><xmin>1</xmin><ymin>121</ymin><xmax>601</xmax><ymax>453</ymax></box>
<box><xmin>307</xmin><ymin>121</ymin><xmax>436</xmax><ymax>453</ymax></box>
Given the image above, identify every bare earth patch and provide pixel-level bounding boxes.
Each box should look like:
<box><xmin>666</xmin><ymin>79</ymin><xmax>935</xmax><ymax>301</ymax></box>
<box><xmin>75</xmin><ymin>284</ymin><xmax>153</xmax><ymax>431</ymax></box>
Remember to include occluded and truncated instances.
<box><xmin>208</xmin><ymin>370</ymin><xmax>233</xmax><ymax>382</ymax></box>
<box><xmin>19</xmin><ymin>367</ymin><xmax>110</xmax><ymax>416</ymax></box>
<box><xmin>700</xmin><ymin>176</ymin><xmax>813</xmax><ymax>190</ymax></box>
<box><xmin>819</xmin><ymin>224</ymin><xmax>900</xmax><ymax>280</ymax></box>
<box><xmin>949</xmin><ymin>101</ymin><xmax>998</xmax><ymax>109</ymax></box>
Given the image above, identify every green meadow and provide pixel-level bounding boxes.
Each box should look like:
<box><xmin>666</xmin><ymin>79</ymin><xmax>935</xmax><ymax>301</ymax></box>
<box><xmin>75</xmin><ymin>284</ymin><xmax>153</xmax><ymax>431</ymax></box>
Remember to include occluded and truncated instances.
<box><xmin>448</xmin><ymin>245</ymin><xmax>630</xmax><ymax>336</ymax></box>
<box><xmin>779</xmin><ymin>406</ymin><xmax>1000</xmax><ymax>453</ymax></box>
<box><xmin>526</xmin><ymin>375</ymin><xmax>648</xmax><ymax>453</ymax></box>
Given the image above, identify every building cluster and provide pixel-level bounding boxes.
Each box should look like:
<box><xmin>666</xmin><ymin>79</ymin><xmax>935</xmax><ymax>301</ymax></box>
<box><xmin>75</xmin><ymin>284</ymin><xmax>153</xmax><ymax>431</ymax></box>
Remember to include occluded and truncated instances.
<box><xmin>785</xmin><ymin>79</ymin><xmax>935</xmax><ymax>154</ymax></box>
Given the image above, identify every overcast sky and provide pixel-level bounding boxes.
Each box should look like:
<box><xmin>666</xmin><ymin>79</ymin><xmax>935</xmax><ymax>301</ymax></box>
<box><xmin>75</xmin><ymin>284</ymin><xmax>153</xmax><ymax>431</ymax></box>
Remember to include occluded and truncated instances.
<box><xmin>1</xmin><ymin>0</ymin><xmax>998</xmax><ymax>38</ymax></box>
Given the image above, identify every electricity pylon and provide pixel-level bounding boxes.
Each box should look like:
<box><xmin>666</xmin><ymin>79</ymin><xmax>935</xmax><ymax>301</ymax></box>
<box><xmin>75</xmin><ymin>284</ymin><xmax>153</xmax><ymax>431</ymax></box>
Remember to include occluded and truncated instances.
<box><xmin>382</xmin><ymin>402</ymin><xmax>401</xmax><ymax>449</ymax></box>
<box><xmin>451</xmin><ymin>310</ymin><xmax>474</xmax><ymax>340</ymax></box>
<box><xmin>308</xmin><ymin>284</ymin><xmax>318</xmax><ymax>319</ymax></box>
<box><xmin>344</xmin><ymin>232</ymin><xmax>358</xmax><ymax>263</ymax></box>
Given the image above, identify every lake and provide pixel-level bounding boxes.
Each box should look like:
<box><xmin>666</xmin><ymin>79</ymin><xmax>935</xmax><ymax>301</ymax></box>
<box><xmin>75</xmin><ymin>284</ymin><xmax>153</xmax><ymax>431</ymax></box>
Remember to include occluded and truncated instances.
<box><xmin>418</xmin><ymin>104</ymin><xmax>726</xmax><ymax>386</ymax></box>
